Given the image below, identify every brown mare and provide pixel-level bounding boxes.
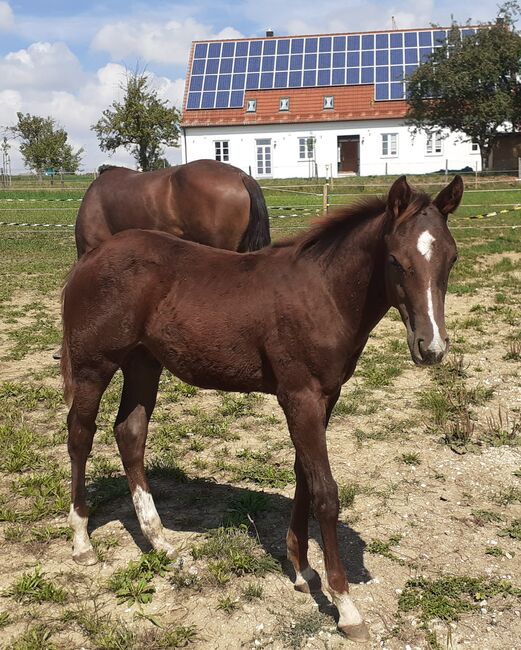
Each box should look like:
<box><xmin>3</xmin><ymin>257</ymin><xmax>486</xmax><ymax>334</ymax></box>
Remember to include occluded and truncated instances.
<box><xmin>75</xmin><ymin>159</ymin><xmax>271</xmax><ymax>256</ymax></box>
<box><xmin>61</xmin><ymin>175</ymin><xmax>463</xmax><ymax>642</ymax></box>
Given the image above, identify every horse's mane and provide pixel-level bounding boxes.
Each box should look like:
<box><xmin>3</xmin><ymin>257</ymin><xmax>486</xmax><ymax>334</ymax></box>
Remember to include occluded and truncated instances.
<box><xmin>97</xmin><ymin>164</ymin><xmax>121</xmax><ymax>175</ymax></box>
<box><xmin>273</xmin><ymin>190</ymin><xmax>432</xmax><ymax>262</ymax></box>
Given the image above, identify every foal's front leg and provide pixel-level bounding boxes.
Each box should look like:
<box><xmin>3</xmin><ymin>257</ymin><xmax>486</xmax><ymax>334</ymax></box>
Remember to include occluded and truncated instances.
<box><xmin>281</xmin><ymin>389</ymin><xmax>369</xmax><ymax>643</ymax></box>
<box><xmin>115</xmin><ymin>348</ymin><xmax>176</xmax><ymax>557</ymax></box>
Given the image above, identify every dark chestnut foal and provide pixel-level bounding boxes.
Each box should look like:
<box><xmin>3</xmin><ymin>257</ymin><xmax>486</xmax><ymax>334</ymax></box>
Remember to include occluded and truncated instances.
<box><xmin>61</xmin><ymin>175</ymin><xmax>462</xmax><ymax>642</ymax></box>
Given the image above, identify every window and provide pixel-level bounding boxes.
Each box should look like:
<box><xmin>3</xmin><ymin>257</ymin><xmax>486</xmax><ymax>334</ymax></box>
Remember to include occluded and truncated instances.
<box><xmin>256</xmin><ymin>139</ymin><xmax>272</xmax><ymax>176</ymax></box>
<box><xmin>426</xmin><ymin>132</ymin><xmax>443</xmax><ymax>155</ymax></box>
<box><xmin>279</xmin><ymin>98</ymin><xmax>290</xmax><ymax>111</ymax></box>
<box><xmin>471</xmin><ymin>142</ymin><xmax>480</xmax><ymax>154</ymax></box>
<box><xmin>299</xmin><ymin>137</ymin><xmax>315</xmax><ymax>160</ymax></box>
<box><xmin>214</xmin><ymin>141</ymin><xmax>229</xmax><ymax>162</ymax></box>
<box><xmin>381</xmin><ymin>133</ymin><xmax>398</xmax><ymax>157</ymax></box>
<box><xmin>323</xmin><ymin>96</ymin><xmax>334</xmax><ymax>109</ymax></box>
<box><xmin>246</xmin><ymin>99</ymin><xmax>257</xmax><ymax>112</ymax></box>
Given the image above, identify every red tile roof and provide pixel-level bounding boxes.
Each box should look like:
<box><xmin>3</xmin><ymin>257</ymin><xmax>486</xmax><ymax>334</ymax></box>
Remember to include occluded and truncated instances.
<box><xmin>181</xmin><ymin>86</ymin><xmax>408</xmax><ymax>127</ymax></box>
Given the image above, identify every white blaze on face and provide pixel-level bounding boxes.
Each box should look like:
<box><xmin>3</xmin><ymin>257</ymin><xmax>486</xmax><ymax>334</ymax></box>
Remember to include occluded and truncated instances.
<box><xmin>417</xmin><ymin>229</ymin><xmax>435</xmax><ymax>261</ymax></box>
<box><xmin>426</xmin><ymin>280</ymin><xmax>446</xmax><ymax>353</ymax></box>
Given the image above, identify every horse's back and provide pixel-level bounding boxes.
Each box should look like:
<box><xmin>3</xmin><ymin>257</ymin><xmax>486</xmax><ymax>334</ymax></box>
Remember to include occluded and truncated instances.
<box><xmin>74</xmin><ymin>161</ymin><xmax>262</xmax><ymax>256</ymax></box>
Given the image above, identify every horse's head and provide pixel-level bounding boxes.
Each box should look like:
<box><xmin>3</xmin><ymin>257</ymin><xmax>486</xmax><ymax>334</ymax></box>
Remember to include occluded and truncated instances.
<box><xmin>384</xmin><ymin>175</ymin><xmax>463</xmax><ymax>366</ymax></box>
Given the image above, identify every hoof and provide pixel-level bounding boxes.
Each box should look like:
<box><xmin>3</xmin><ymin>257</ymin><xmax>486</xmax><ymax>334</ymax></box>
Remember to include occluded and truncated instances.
<box><xmin>339</xmin><ymin>622</ymin><xmax>370</xmax><ymax>643</ymax></box>
<box><xmin>294</xmin><ymin>568</ymin><xmax>322</xmax><ymax>593</ymax></box>
<box><xmin>155</xmin><ymin>542</ymin><xmax>177</xmax><ymax>558</ymax></box>
<box><xmin>52</xmin><ymin>349</ymin><xmax>62</xmax><ymax>360</ymax></box>
<box><xmin>73</xmin><ymin>548</ymin><xmax>98</xmax><ymax>566</ymax></box>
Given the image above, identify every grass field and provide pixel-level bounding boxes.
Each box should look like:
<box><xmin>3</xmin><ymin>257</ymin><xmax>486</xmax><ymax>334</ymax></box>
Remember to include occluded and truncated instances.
<box><xmin>0</xmin><ymin>174</ymin><xmax>520</xmax><ymax>649</ymax></box>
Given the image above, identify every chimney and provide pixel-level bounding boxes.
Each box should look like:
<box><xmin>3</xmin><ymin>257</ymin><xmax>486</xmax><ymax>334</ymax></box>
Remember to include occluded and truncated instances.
<box><xmin>266</xmin><ymin>28</ymin><xmax>274</xmax><ymax>37</ymax></box>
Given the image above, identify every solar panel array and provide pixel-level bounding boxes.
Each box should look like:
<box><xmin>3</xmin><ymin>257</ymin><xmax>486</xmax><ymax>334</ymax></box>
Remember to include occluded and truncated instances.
<box><xmin>186</xmin><ymin>28</ymin><xmax>476</xmax><ymax>111</ymax></box>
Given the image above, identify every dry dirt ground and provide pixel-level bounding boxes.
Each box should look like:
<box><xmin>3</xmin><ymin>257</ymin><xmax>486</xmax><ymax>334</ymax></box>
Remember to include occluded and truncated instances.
<box><xmin>0</xmin><ymin>255</ymin><xmax>520</xmax><ymax>650</ymax></box>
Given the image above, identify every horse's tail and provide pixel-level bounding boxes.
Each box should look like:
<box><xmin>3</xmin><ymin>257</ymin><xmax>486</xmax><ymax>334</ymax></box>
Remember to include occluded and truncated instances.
<box><xmin>60</xmin><ymin>266</ymin><xmax>76</xmax><ymax>406</ymax></box>
<box><xmin>238</xmin><ymin>174</ymin><xmax>271</xmax><ymax>252</ymax></box>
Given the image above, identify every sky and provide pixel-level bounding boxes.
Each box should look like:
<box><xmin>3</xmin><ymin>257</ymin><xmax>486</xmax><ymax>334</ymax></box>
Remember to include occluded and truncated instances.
<box><xmin>0</xmin><ymin>0</ymin><xmax>506</xmax><ymax>172</ymax></box>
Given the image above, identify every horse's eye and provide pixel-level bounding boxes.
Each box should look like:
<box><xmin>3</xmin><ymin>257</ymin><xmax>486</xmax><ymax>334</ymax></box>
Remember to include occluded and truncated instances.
<box><xmin>389</xmin><ymin>255</ymin><xmax>404</xmax><ymax>271</ymax></box>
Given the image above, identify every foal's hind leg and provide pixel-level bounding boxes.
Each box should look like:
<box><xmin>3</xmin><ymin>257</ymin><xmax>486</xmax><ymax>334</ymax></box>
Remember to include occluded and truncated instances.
<box><xmin>114</xmin><ymin>347</ymin><xmax>176</xmax><ymax>557</ymax></box>
<box><xmin>68</xmin><ymin>365</ymin><xmax>116</xmax><ymax>565</ymax></box>
<box><xmin>287</xmin><ymin>455</ymin><xmax>321</xmax><ymax>593</ymax></box>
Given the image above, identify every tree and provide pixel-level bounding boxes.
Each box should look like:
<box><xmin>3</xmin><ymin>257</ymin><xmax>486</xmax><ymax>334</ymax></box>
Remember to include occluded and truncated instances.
<box><xmin>9</xmin><ymin>113</ymin><xmax>83</xmax><ymax>174</ymax></box>
<box><xmin>92</xmin><ymin>71</ymin><xmax>180</xmax><ymax>171</ymax></box>
<box><xmin>406</xmin><ymin>2</ymin><xmax>521</xmax><ymax>170</ymax></box>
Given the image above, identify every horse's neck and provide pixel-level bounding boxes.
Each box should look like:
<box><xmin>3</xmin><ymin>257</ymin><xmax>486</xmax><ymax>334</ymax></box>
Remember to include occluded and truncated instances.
<box><xmin>323</xmin><ymin>213</ymin><xmax>390</xmax><ymax>337</ymax></box>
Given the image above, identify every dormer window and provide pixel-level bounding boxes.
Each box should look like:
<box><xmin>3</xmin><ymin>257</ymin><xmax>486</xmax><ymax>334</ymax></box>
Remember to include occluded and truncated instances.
<box><xmin>246</xmin><ymin>99</ymin><xmax>257</xmax><ymax>112</ymax></box>
<box><xmin>323</xmin><ymin>96</ymin><xmax>334</xmax><ymax>109</ymax></box>
<box><xmin>279</xmin><ymin>98</ymin><xmax>290</xmax><ymax>111</ymax></box>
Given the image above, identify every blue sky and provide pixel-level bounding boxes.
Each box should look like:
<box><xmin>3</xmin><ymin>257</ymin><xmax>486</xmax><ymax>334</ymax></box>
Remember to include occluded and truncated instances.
<box><xmin>0</xmin><ymin>0</ymin><xmax>505</xmax><ymax>170</ymax></box>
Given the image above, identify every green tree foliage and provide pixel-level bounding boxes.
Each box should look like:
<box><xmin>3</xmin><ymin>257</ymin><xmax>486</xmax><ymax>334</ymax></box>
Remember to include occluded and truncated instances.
<box><xmin>9</xmin><ymin>113</ymin><xmax>83</xmax><ymax>174</ymax></box>
<box><xmin>92</xmin><ymin>71</ymin><xmax>180</xmax><ymax>171</ymax></box>
<box><xmin>406</xmin><ymin>2</ymin><xmax>521</xmax><ymax>170</ymax></box>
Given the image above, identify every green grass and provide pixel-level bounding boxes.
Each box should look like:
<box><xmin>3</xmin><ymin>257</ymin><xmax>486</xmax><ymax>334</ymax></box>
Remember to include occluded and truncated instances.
<box><xmin>398</xmin><ymin>575</ymin><xmax>521</xmax><ymax>623</ymax></box>
<box><xmin>230</xmin><ymin>448</ymin><xmax>293</xmax><ymax>488</ymax></box>
<box><xmin>191</xmin><ymin>525</ymin><xmax>280</xmax><ymax>583</ymax></box>
<box><xmin>5</xmin><ymin>565</ymin><xmax>67</xmax><ymax>603</ymax></box>
<box><xmin>366</xmin><ymin>534</ymin><xmax>406</xmax><ymax>565</ymax></box>
<box><xmin>107</xmin><ymin>551</ymin><xmax>172</xmax><ymax>606</ymax></box>
<box><xmin>499</xmin><ymin>519</ymin><xmax>521</xmax><ymax>540</ymax></box>
<box><xmin>338</xmin><ymin>482</ymin><xmax>360</xmax><ymax>508</ymax></box>
<box><xmin>10</xmin><ymin>624</ymin><xmax>56</xmax><ymax>650</ymax></box>
<box><xmin>279</xmin><ymin>610</ymin><xmax>333</xmax><ymax>649</ymax></box>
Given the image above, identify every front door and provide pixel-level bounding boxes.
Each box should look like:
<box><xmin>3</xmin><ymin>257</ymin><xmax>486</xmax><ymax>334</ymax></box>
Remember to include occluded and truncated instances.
<box><xmin>256</xmin><ymin>139</ymin><xmax>272</xmax><ymax>176</ymax></box>
<box><xmin>338</xmin><ymin>136</ymin><xmax>360</xmax><ymax>174</ymax></box>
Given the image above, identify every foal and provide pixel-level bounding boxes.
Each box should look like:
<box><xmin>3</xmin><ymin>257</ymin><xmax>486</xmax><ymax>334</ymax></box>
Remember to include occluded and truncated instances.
<box><xmin>62</xmin><ymin>175</ymin><xmax>462</xmax><ymax>642</ymax></box>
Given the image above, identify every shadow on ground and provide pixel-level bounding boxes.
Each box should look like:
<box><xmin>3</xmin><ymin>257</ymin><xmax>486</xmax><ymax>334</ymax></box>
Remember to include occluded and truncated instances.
<box><xmin>87</xmin><ymin>473</ymin><xmax>371</xmax><ymax>612</ymax></box>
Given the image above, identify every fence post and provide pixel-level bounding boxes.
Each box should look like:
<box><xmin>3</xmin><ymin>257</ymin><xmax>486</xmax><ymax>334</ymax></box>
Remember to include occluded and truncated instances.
<box><xmin>385</xmin><ymin>162</ymin><xmax>388</xmax><ymax>176</ymax></box>
<box><xmin>445</xmin><ymin>159</ymin><xmax>448</xmax><ymax>177</ymax></box>
<box><xmin>475</xmin><ymin>161</ymin><xmax>478</xmax><ymax>189</ymax></box>
<box><xmin>323</xmin><ymin>182</ymin><xmax>329</xmax><ymax>214</ymax></box>
<box><xmin>518</xmin><ymin>157</ymin><xmax>521</xmax><ymax>181</ymax></box>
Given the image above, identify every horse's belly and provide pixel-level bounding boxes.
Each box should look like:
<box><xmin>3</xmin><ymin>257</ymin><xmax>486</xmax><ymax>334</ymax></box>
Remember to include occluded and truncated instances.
<box><xmin>143</xmin><ymin>323</ymin><xmax>267</xmax><ymax>393</ymax></box>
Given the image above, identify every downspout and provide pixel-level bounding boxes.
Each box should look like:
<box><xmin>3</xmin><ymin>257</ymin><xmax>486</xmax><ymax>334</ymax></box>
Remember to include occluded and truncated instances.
<box><xmin>181</xmin><ymin>126</ymin><xmax>188</xmax><ymax>164</ymax></box>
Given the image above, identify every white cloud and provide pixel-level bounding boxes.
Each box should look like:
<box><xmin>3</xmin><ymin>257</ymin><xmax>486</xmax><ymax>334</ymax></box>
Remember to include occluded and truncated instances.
<box><xmin>0</xmin><ymin>55</ymin><xmax>183</xmax><ymax>172</ymax></box>
<box><xmin>0</xmin><ymin>42</ymin><xmax>86</xmax><ymax>91</ymax></box>
<box><xmin>91</xmin><ymin>17</ymin><xmax>243</xmax><ymax>65</ymax></box>
<box><xmin>0</xmin><ymin>1</ymin><xmax>13</xmax><ymax>31</ymax></box>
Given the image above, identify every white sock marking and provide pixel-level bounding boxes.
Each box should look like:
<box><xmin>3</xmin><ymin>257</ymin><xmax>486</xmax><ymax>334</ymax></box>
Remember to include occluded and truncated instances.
<box><xmin>332</xmin><ymin>592</ymin><xmax>364</xmax><ymax>627</ymax></box>
<box><xmin>417</xmin><ymin>230</ymin><xmax>435</xmax><ymax>261</ymax></box>
<box><xmin>133</xmin><ymin>485</ymin><xmax>163</xmax><ymax>539</ymax></box>
<box><xmin>132</xmin><ymin>485</ymin><xmax>175</xmax><ymax>554</ymax></box>
<box><xmin>295</xmin><ymin>566</ymin><xmax>316</xmax><ymax>587</ymax></box>
<box><xmin>68</xmin><ymin>505</ymin><xmax>93</xmax><ymax>557</ymax></box>
<box><xmin>426</xmin><ymin>281</ymin><xmax>445</xmax><ymax>353</ymax></box>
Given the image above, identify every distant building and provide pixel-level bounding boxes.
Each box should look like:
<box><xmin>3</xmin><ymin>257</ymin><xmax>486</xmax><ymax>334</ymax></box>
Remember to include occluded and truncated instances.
<box><xmin>180</xmin><ymin>28</ymin><xmax>481</xmax><ymax>178</ymax></box>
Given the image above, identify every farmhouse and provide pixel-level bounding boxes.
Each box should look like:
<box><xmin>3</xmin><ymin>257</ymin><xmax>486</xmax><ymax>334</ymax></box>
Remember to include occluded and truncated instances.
<box><xmin>180</xmin><ymin>27</ymin><xmax>482</xmax><ymax>178</ymax></box>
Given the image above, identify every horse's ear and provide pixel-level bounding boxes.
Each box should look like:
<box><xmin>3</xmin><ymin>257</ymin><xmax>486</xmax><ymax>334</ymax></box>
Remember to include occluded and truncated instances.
<box><xmin>387</xmin><ymin>175</ymin><xmax>412</xmax><ymax>219</ymax></box>
<box><xmin>434</xmin><ymin>175</ymin><xmax>464</xmax><ymax>219</ymax></box>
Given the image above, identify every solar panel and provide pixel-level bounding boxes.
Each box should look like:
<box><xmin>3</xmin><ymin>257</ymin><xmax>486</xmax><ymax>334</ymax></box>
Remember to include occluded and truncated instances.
<box><xmin>186</xmin><ymin>28</ymin><xmax>476</xmax><ymax>110</ymax></box>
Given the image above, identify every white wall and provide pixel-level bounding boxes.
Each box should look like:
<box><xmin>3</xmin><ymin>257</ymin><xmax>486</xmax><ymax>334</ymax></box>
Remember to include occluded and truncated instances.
<box><xmin>181</xmin><ymin>120</ymin><xmax>481</xmax><ymax>178</ymax></box>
